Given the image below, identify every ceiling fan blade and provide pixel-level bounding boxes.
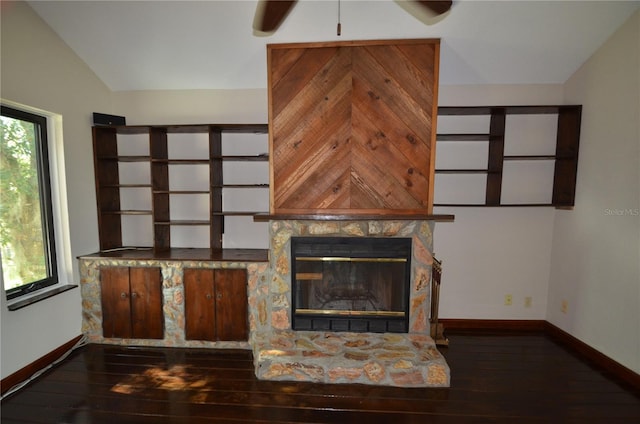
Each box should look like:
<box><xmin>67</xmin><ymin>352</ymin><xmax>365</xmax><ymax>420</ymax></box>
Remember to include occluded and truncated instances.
<box><xmin>416</xmin><ymin>0</ymin><xmax>452</xmax><ymax>16</ymax></box>
<box><xmin>254</xmin><ymin>0</ymin><xmax>297</xmax><ymax>32</ymax></box>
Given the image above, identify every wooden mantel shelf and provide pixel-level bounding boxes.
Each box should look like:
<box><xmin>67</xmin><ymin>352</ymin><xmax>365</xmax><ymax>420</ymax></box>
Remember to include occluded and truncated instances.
<box><xmin>253</xmin><ymin>213</ymin><xmax>455</xmax><ymax>222</ymax></box>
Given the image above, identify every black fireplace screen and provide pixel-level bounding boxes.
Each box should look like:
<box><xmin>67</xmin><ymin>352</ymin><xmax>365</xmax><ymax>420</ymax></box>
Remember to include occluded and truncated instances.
<box><xmin>291</xmin><ymin>237</ymin><xmax>411</xmax><ymax>333</ymax></box>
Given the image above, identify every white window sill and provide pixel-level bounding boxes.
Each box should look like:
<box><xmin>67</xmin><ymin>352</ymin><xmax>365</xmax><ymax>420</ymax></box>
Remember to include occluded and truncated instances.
<box><xmin>7</xmin><ymin>284</ymin><xmax>77</xmax><ymax>311</ymax></box>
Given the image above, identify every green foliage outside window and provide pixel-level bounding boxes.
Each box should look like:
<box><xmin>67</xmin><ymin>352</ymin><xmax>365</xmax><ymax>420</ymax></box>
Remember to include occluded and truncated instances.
<box><xmin>0</xmin><ymin>115</ymin><xmax>48</xmax><ymax>291</ymax></box>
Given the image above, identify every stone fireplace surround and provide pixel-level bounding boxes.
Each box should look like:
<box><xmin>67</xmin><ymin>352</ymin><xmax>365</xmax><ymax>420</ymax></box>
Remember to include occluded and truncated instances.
<box><xmin>251</xmin><ymin>219</ymin><xmax>450</xmax><ymax>387</ymax></box>
<box><xmin>80</xmin><ymin>218</ymin><xmax>450</xmax><ymax>388</ymax></box>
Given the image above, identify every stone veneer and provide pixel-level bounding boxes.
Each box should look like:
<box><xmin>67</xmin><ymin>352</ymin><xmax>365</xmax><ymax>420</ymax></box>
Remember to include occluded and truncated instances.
<box><xmin>250</xmin><ymin>220</ymin><xmax>450</xmax><ymax>387</ymax></box>
<box><xmin>80</xmin><ymin>259</ymin><xmax>256</xmax><ymax>349</ymax></box>
<box><xmin>79</xmin><ymin>219</ymin><xmax>450</xmax><ymax>387</ymax></box>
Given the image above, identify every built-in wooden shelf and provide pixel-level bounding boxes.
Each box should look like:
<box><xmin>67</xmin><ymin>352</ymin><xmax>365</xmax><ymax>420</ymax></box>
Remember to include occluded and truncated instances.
<box><xmin>152</xmin><ymin>159</ymin><xmax>210</xmax><ymax>164</ymax></box>
<box><xmin>105</xmin><ymin>184</ymin><xmax>152</xmax><ymax>188</ymax></box>
<box><xmin>503</xmin><ymin>155</ymin><xmax>556</xmax><ymax>161</ymax></box>
<box><xmin>213</xmin><ymin>184</ymin><xmax>269</xmax><ymax>188</ymax></box>
<box><xmin>154</xmin><ymin>220</ymin><xmax>210</xmax><ymax>226</ymax></box>
<box><xmin>102</xmin><ymin>210</ymin><xmax>152</xmax><ymax>215</ymax></box>
<box><xmin>92</xmin><ymin>123</ymin><xmax>269</xmax><ymax>251</ymax></box>
<box><xmin>435</xmin><ymin>105</ymin><xmax>581</xmax><ymax>208</ymax></box>
<box><xmin>438</xmin><ymin>105</ymin><xmax>563</xmax><ymax>115</ymax></box>
<box><xmin>99</xmin><ymin>155</ymin><xmax>151</xmax><ymax>162</ymax></box>
<box><xmin>214</xmin><ymin>211</ymin><xmax>268</xmax><ymax>216</ymax></box>
<box><xmin>212</xmin><ymin>155</ymin><xmax>269</xmax><ymax>161</ymax></box>
<box><xmin>435</xmin><ymin>169</ymin><xmax>496</xmax><ymax>174</ymax></box>
<box><xmin>79</xmin><ymin>248</ymin><xmax>269</xmax><ymax>262</ymax></box>
<box><xmin>90</xmin><ymin>104</ymin><xmax>580</xmax><ymax>256</ymax></box>
<box><xmin>253</xmin><ymin>213</ymin><xmax>455</xmax><ymax>222</ymax></box>
<box><xmin>436</xmin><ymin>134</ymin><xmax>490</xmax><ymax>141</ymax></box>
<box><xmin>433</xmin><ymin>203</ymin><xmax>561</xmax><ymax>208</ymax></box>
<box><xmin>153</xmin><ymin>190</ymin><xmax>209</xmax><ymax>194</ymax></box>
<box><xmin>109</xmin><ymin>124</ymin><xmax>268</xmax><ymax>134</ymax></box>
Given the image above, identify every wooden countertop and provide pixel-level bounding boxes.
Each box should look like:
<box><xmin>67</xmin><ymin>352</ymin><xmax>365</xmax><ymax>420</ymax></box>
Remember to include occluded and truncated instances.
<box><xmin>79</xmin><ymin>248</ymin><xmax>269</xmax><ymax>262</ymax></box>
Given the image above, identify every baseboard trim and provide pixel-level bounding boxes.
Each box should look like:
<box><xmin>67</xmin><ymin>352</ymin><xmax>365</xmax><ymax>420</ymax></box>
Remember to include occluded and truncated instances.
<box><xmin>439</xmin><ymin>319</ymin><xmax>639</xmax><ymax>391</ymax></box>
<box><xmin>543</xmin><ymin>322</ymin><xmax>640</xmax><ymax>391</ymax></box>
<box><xmin>439</xmin><ymin>318</ymin><xmax>546</xmax><ymax>331</ymax></box>
<box><xmin>1</xmin><ymin>335</ymin><xmax>83</xmax><ymax>396</ymax></box>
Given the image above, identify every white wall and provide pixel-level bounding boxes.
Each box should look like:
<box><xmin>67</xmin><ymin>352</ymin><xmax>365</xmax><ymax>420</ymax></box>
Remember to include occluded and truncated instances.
<box><xmin>112</xmin><ymin>90</ymin><xmax>267</xmax><ymax>125</ymax></box>
<box><xmin>1</xmin><ymin>2</ymin><xmax>111</xmax><ymax>379</ymax></box>
<box><xmin>434</xmin><ymin>84</ymin><xmax>564</xmax><ymax>320</ymax></box>
<box><xmin>433</xmin><ymin>207</ymin><xmax>555</xmax><ymax>319</ymax></box>
<box><xmin>549</xmin><ymin>11</ymin><xmax>639</xmax><ymax>373</ymax></box>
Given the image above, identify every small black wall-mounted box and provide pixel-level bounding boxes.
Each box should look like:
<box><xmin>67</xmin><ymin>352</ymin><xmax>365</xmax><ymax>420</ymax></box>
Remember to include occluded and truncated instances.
<box><xmin>93</xmin><ymin>112</ymin><xmax>126</xmax><ymax>126</ymax></box>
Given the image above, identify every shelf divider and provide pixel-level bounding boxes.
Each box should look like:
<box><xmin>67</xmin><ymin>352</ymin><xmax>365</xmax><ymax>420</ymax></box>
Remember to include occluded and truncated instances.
<box><xmin>552</xmin><ymin>106</ymin><xmax>582</xmax><ymax>207</ymax></box>
<box><xmin>150</xmin><ymin>127</ymin><xmax>170</xmax><ymax>250</ymax></box>
<box><xmin>210</xmin><ymin>127</ymin><xmax>223</xmax><ymax>250</ymax></box>
<box><xmin>485</xmin><ymin>109</ymin><xmax>506</xmax><ymax>206</ymax></box>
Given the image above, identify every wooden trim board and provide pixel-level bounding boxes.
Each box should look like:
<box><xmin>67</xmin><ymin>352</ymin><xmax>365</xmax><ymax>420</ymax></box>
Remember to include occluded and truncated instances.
<box><xmin>440</xmin><ymin>319</ymin><xmax>639</xmax><ymax>390</ymax></box>
<box><xmin>1</xmin><ymin>335</ymin><xmax>83</xmax><ymax>396</ymax></box>
<box><xmin>544</xmin><ymin>321</ymin><xmax>640</xmax><ymax>391</ymax></box>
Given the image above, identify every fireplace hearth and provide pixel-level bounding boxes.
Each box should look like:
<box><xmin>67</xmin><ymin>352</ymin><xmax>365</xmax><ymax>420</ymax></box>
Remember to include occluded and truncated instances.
<box><xmin>291</xmin><ymin>237</ymin><xmax>411</xmax><ymax>333</ymax></box>
<box><xmin>249</xmin><ymin>219</ymin><xmax>451</xmax><ymax>388</ymax></box>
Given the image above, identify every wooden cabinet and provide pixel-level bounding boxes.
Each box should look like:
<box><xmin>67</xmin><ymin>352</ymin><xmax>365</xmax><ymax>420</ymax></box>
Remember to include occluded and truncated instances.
<box><xmin>100</xmin><ymin>266</ymin><xmax>163</xmax><ymax>339</ymax></box>
<box><xmin>434</xmin><ymin>105</ymin><xmax>581</xmax><ymax>208</ymax></box>
<box><xmin>183</xmin><ymin>268</ymin><xmax>248</xmax><ymax>342</ymax></box>
<box><xmin>92</xmin><ymin>124</ymin><xmax>269</xmax><ymax>251</ymax></box>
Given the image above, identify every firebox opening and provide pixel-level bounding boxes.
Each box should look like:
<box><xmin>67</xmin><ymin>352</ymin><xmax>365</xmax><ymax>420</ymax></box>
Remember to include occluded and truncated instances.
<box><xmin>291</xmin><ymin>237</ymin><xmax>412</xmax><ymax>333</ymax></box>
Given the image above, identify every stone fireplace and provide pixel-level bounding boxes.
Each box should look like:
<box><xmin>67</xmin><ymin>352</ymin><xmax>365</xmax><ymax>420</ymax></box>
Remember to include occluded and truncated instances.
<box><xmin>249</xmin><ymin>219</ymin><xmax>450</xmax><ymax>387</ymax></box>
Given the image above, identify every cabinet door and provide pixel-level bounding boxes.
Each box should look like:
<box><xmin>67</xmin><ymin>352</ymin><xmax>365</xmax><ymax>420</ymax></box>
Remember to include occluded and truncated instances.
<box><xmin>100</xmin><ymin>266</ymin><xmax>163</xmax><ymax>339</ymax></box>
<box><xmin>214</xmin><ymin>269</ymin><xmax>248</xmax><ymax>341</ymax></box>
<box><xmin>184</xmin><ymin>268</ymin><xmax>248</xmax><ymax>341</ymax></box>
<box><xmin>129</xmin><ymin>267</ymin><xmax>163</xmax><ymax>339</ymax></box>
<box><xmin>100</xmin><ymin>267</ymin><xmax>132</xmax><ymax>338</ymax></box>
<box><xmin>184</xmin><ymin>268</ymin><xmax>216</xmax><ymax>341</ymax></box>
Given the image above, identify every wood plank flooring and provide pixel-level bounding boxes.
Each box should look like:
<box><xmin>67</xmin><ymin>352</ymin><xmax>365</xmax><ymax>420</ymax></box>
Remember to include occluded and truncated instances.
<box><xmin>2</xmin><ymin>330</ymin><xmax>639</xmax><ymax>423</ymax></box>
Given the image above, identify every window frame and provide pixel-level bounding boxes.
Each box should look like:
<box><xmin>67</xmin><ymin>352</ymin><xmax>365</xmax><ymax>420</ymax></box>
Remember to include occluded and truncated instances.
<box><xmin>1</xmin><ymin>105</ymin><xmax>59</xmax><ymax>300</ymax></box>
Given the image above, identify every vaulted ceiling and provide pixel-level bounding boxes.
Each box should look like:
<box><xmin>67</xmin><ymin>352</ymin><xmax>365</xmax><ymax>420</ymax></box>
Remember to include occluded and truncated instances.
<box><xmin>26</xmin><ymin>0</ymin><xmax>639</xmax><ymax>91</ymax></box>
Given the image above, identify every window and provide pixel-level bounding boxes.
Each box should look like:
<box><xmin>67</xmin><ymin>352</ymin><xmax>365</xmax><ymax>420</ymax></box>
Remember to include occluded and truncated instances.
<box><xmin>1</xmin><ymin>105</ymin><xmax>58</xmax><ymax>299</ymax></box>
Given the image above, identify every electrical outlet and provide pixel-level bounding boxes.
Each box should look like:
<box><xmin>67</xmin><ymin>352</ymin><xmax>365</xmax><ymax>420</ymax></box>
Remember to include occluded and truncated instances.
<box><xmin>504</xmin><ymin>294</ymin><xmax>513</xmax><ymax>306</ymax></box>
<box><xmin>561</xmin><ymin>299</ymin><xmax>568</xmax><ymax>314</ymax></box>
<box><xmin>525</xmin><ymin>296</ymin><xmax>532</xmax><ymax>308</ymax></box>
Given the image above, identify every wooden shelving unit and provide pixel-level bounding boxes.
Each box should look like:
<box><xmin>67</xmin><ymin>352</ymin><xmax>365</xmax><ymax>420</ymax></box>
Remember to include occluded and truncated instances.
<box><xmin>92</xmin><ymin>124</ymin><xmax>269</xmax><ymax>252</ymax></box>
<box><xmin>434</xmin><ymin>105</ymin><xmax>581</xmax><ymax>208</ymax></box>
<box><xmin>91</xmin><ymin>105</ymin><xmax>581</xmax><ymax>253</ymax></box>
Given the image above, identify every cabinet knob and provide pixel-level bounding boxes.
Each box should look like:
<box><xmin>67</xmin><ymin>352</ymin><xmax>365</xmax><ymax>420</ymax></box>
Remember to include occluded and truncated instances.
<box><xmin>131</xmin><ymin>292</ymin><xmax>138</xmax><ymax>299</ymax></box>
<box><xmin>216</xmin><ymin>293</ymin><xmax>223</xmax><ymax>300</ymax></box>
<box><xmin>206</xmin><ymin>293</ymin><xmax>212</xmax><ymax>300</ymax></box>
<box><xmin>120</xmin><ymin>292</ymin><xmax>128</xmax><ymax>298</ymax></box>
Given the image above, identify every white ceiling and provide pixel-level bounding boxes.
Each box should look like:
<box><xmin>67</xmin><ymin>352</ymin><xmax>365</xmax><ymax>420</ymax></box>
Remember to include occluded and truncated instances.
<box><xmin>27</xmin><ymin>0</ymin><xmax>639</xmax><ymax>91</ymax></box>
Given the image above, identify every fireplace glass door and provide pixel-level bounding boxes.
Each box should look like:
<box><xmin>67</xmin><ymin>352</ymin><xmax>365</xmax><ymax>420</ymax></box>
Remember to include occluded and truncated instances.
<box><xmin>291</xmin><ymin>237</ymin><xmax>411</xmax><ymax>333</ymax></box>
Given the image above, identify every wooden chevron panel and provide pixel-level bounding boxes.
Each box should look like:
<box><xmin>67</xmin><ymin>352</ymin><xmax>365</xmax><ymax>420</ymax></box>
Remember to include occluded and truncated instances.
<box><xmin>268</xmin><ymin>39</ymin><xmax>439</xmax><ymax>215</ymax></box>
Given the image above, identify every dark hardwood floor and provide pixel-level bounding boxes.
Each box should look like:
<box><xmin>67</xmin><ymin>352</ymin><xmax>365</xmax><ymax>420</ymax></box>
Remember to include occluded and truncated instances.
<box><xmin>2</xmin><ymin>330</ymin><xmax>639</xmax><ymax>423</ymax></box>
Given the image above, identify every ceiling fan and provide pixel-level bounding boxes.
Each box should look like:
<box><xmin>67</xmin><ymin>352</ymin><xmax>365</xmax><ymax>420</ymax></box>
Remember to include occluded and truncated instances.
<box><xmin>254</xmin><ymin>0</ymin><xmax>453</xmax><ymax>33</ymax></box>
